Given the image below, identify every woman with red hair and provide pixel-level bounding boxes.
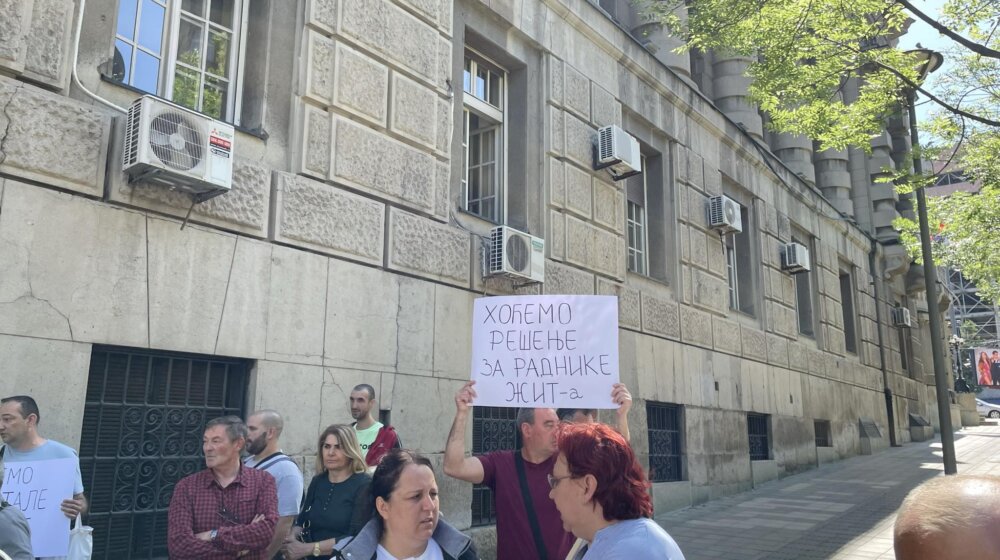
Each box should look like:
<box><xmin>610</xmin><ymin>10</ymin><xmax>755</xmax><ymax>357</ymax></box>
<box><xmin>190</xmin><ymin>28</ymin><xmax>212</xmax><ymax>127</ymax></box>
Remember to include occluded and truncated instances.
<box><xmin>549</xmin><ymin>422</ymin><xmax>685</xmax><ymax>559</ymax></box>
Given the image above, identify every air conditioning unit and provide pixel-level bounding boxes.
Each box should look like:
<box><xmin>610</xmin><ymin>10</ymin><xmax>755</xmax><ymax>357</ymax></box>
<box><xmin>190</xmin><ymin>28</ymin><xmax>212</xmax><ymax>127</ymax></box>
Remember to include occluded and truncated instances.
<box><xmin>707</xmin><ymin>195</ymin><xmax>743</xmax><ymax>234</ymax></box>
<box><xmin>781</xmin><ymin>242</ymin><xmax>811</xmax><ymax>273</ymax></box>
<box><xmin>891</xmin><ymin>306</ymin><xmax>912</xmax><ymax>328</ymax></box>
<box><xmin>123</xmin><ymin>95</ymin><xmax>234</xmax><ymax>201</ymax></box>
<box><xmin>594</xmin><ymin>124</ymin><xmax>642</xmax><ymax>181</ymax></box>
<box><xmin>487</xmin><ymin>226</ymin><xmax>545</xmax><ymax>283</ymax></box>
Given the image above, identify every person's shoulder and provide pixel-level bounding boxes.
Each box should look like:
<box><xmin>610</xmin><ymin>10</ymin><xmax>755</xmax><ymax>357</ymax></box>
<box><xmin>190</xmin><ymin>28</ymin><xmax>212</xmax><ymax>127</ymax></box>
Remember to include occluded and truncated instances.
<box><xmin>268</xmin><ymin>456</ymin><xmax>303</xmax><ymax>477</ymax></box>
<box><xmin>349</xmin><ymin>471</ymin><xmax>373</xmax><ymax>486</ymax></box>
<box><xmin>43</xmin><ymin>439</ymin><xmax>79</xmax><ymax>456</ymax></box>
<box><xmin>172</xmin><ymin>469</ymin><xmax>208</xmax><ymax>493</ymax></box>
<box><xmin>242</xmin><ymin>464</ymin><xmax>276</xmax><ymax>482</ymax></box>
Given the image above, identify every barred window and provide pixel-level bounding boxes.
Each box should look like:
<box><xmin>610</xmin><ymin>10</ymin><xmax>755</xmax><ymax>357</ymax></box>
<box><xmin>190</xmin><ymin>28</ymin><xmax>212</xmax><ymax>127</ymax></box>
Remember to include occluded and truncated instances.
<box><xmin>747</xmin><ymin>413</ymin><xmax>770</xmax><ymax>461</ymax></box>
<box><xmin>80</xmin><ymin>346</ymin><xmax>250</xmax><ymax>559</ymax></box>
<box><xmin>646</xmin><ymin>402</ymin><xmax>683</xmax><ymax>482</ymax></box>
<box><xmin>470</xmin><ymin>406</ymin><xmax>518</xmax><ymax>526</ymax></box>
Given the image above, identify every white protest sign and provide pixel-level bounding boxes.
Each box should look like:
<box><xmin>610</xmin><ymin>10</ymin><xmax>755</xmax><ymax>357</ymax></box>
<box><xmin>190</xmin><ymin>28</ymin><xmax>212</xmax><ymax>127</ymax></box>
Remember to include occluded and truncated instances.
<box><xmin>470</xmin><ymin>294</ymin><xmax>619</xmax><ymax>408</ymax></box>
<box><xmin>2</xmin><ymin>457</ymin><xmax>76</xmax><ymax>557</ymax></box>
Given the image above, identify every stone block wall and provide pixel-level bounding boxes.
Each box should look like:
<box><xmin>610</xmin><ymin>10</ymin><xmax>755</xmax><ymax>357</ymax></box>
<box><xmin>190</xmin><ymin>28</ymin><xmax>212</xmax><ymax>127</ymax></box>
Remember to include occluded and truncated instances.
<box><xmin>0</xmin><ymin>0</ymin><xmax>943</xmax><ymax>551</ymax></box>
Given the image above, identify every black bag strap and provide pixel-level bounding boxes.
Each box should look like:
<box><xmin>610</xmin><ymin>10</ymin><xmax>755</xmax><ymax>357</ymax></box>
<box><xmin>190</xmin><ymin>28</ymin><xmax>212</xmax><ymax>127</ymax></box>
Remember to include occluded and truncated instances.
<box><xmin>514</xmin><ymin>452</ymin><xmax>548</xmax><ymax>560</ymax></box>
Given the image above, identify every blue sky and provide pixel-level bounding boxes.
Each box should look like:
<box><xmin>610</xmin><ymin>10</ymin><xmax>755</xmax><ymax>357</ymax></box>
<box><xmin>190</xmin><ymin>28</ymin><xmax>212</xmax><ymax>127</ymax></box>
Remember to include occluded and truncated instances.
<box><xmin>897</xmin><ymin>0</ymin><xmax>952</xmax><ymax>121</ymax></box>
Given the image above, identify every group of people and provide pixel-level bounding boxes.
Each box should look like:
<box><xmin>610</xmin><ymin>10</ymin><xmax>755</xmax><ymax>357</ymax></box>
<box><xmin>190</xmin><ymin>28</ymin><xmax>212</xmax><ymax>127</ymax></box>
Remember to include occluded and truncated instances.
<box><xmin>5</xmin><ymin>382</ymin><xmax>999</xmax><ymax>560</ymax></box>
<box><xmin>976</xmin><ymin>349</ymin><xmax>1000</xmax><ymax>386</ymax></box>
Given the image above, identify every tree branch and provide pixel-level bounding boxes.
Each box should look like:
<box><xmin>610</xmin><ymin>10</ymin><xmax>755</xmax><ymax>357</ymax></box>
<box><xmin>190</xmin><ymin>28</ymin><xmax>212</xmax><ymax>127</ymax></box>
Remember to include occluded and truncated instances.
<box><xmin>872</xmin><ymin>61</ymin><xmax>1000</xmax><ymax>127</ymax></box>
<box><xmin>895</xmin><ymin>0</ymin><xmax>1000</xmax><ymax>60</ymax></box>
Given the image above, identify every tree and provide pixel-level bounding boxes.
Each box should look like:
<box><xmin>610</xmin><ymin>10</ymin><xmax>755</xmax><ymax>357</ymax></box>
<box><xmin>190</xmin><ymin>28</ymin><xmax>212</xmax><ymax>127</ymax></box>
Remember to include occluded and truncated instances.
<box><xmin>637</xmin><ymin>0</ymin><xmax>1000</xmax><ymax>302</ymax></box>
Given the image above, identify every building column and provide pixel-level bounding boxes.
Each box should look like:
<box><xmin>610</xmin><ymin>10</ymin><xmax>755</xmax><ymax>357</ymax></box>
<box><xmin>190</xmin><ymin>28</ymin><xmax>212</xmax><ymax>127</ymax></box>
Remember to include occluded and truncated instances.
<box><xmin>712</xmin><ymin>54</ymin><xmax>764</xmax><ymax>140</ymax></box>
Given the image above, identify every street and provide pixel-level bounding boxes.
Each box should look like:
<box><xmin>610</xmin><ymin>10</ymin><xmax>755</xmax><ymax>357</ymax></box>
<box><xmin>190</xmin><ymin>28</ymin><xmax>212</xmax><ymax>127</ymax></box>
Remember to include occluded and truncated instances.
<box><xmin>656</xmin><ymin>423</ymin><xmax>1000</xmax><ymax>559</ymax></box>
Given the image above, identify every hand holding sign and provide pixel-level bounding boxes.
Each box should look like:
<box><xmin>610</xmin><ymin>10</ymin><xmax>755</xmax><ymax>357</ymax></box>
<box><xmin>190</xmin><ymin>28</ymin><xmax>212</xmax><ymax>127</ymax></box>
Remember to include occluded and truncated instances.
<box><xmin>455</xmin><ymin>380</ymin><xmax>478</xmax><ymax>412</ymax></box>
<box><xmin>470</xmin><ymin>295</ymin><xmax>619</xmax><ymax>408</ymax></box>
<box><xmin>2</xmin><ymin>457</ymin><xmax>77</xmax><ymax>557</ymax></box>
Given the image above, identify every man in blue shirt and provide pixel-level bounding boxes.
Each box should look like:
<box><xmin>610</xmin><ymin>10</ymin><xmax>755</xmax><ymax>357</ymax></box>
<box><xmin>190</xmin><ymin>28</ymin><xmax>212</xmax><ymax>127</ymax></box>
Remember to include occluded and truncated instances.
<box><xmin>0</xmin><ymin>395</ymin><xmax>87</xmax><ymax>560</ymax></box>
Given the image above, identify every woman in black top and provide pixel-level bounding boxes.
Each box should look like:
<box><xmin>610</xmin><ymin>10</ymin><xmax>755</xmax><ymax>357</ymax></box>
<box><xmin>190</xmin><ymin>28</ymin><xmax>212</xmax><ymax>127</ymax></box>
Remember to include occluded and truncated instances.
<box><xmin>283</xmin><ymin>424</ymin><xmax>371</xmax><ymax>560</ymax></box>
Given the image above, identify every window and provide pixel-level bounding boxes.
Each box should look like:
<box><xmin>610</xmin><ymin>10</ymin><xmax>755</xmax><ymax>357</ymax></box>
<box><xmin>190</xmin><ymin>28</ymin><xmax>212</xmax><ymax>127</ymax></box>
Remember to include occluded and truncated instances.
<box><xmin>80</xmin><ymin>346</ymin><xmax>250</xmax><ymax>559</ymax></box>
<box><xmin>646</xmin><ymin>402</ymin><xmax>683</xmax><ymax>482</ymax></box>
<box><xmin>112</xmin><ymin>0</ymin><xmax>247</xmax><ymax>121</ymax></box>
<box><xmin>814</xmin><ymin>420</ymin><xmax>832</xmax><ymax>447</ymax></box>
<box><xmin>897</xmin><ymin>299</ymin><xmax>914</xmax><ymax>375</ymax></box>
<box><xmin>839</xmin><ymin>269</ymin><xmax>858</xmax><ymax>354</ymax></box>
<box><xmin>726</xmin><ymin>203</ymin><xmax>757</xmax><ymax>317</ymax></box>
<box><xmin>471</xmin><ymin>406</ymin><xmax>518</xmax><ymax>526</ymax></box>
<box><xmin>626</xmin><ymin>156</ymin><xmax>649</xmax><ymax>275</ymax></box>
<box><xmin>462</xmin><ymin>51</ymin><xmax>506</xmax><ymax>222</ymax></box>
<box><xmin>747</xmin><ymin>413</ymin><xmax>770</xmax><ymax>461</ymax></box>
<box><xmin>792</xmin><ymin>234</ymin><xmax>817</xmax><ymax>338</ymax></box>
<box><xmin>934</xmin><ymin>172</ymin><xmax>968</xmax><ymax>186</ymax></box>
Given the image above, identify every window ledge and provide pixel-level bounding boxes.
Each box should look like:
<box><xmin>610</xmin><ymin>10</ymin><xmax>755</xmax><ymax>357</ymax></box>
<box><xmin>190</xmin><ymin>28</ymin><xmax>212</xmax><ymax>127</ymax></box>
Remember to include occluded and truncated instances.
<box><xmin>99</xmin><ymin>74</ymin><xmax>268</xmax><ymax>141</ymax></box>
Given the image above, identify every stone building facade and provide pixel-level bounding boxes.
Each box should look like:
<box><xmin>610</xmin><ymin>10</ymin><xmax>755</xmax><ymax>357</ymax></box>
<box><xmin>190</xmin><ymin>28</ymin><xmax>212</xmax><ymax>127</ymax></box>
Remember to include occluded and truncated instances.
<box><xmin>0</xmin><ymin>0</ymin><xmax>950</xmax><ymax>557</ymax></box>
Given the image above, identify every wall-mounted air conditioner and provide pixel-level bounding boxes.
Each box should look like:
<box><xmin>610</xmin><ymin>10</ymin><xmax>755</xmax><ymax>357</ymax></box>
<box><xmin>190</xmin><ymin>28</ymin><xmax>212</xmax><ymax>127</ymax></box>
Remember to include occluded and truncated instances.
<box><xmin>891</xmin><ymin>306</ymin><xmax>912</xmax><ymax>328</ymax></box>
<box><xmin>707</xmin><ymin>195</ymin><xmax>743</xmax><ymax>234</ymax></box>
<box><xmin>594</xmin><ymin>124</ymin><xmax>642</xmax><ymax>181</ymax></box>
<box><xmin>781</xmin><ymin>242</ymin><xmax>811</xmax><ymax>273</ymax></box>
<box><xmin>487</xmin><ymin>226</ymin><xmax>545</xmax><ymax>283</ymax></box>
<box><xmin>123</xmin><ymin>95</ymin><xmax>234</xmax><ymax>201</ymax></box>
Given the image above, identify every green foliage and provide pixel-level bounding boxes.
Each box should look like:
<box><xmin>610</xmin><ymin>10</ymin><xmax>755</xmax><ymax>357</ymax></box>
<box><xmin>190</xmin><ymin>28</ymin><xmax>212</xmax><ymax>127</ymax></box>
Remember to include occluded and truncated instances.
<box><xmin>637</xmin><ymin>0</ymin><xmax>1000</xmax><ymax>303</ymax></box>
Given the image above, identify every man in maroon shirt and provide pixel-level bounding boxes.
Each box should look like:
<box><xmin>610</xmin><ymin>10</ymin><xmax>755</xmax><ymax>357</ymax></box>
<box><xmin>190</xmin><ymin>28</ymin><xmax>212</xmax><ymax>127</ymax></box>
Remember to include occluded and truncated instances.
<box><xmin>444</xmin><ymin>381</ymin><xmax>573</xmax><ymax>560</ymax></box>
<box><xmin>168</xmin><ymin>416</ymin><xmax>278</xmax><ymax>559</ymax></box>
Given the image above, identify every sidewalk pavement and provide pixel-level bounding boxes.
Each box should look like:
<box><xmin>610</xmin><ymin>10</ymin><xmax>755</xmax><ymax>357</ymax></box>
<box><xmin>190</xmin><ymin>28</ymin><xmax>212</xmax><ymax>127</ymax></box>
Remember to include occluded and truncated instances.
<box><xmin>655</xmin><ymin>422</ymin><xmax>1000</xmax><ymax>560</ymax></box>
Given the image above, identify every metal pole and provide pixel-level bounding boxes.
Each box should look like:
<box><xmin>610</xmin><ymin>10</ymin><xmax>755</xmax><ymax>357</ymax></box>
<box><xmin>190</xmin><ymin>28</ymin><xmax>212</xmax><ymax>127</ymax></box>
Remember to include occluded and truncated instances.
<box><xmin>908</xmin><ymin>91</ymin><xmax>958</xmax><ymax>474</ymax></box>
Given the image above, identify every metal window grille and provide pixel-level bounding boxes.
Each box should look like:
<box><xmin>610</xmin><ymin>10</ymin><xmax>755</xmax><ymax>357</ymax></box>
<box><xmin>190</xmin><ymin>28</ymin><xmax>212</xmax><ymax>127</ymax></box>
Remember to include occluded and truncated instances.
<box><xmin>471</xmin><ymin>406</ymin><xmax>518</xmax><ymax>526</ymax></box>
<box><xmin>814</xmin><ymin>420</ymin><xmax>832</xmax><ymax>447</ymax></box>
<box><xmin>747</xmin><ymin>413</ymin><xmax>770</xmax><ymax>461</ymax></box>
<box><xmin>79</xmin><ymin>346</ymin><xmax>250</xmax><ymax>559</ymax></box>
<box><xmin>646</xmin><ymin>403</ymin><xmax>682</xmax><ymax>482</ymax></box>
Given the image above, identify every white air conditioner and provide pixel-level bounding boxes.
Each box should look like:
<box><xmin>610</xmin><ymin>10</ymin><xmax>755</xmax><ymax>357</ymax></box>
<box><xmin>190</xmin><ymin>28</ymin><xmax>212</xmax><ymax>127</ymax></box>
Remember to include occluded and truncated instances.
<box><xmin>781</xmin><ymin>242</ymin><xmax>811</xmax><ymax>273</ymax></box>
<box><xmin>123</xmin><ymin>95</ymin><xmax>234</xmax><ymax>201</ymax></box>
<box><xmin>707</xmin><ymin>195</ymin><xmax>743</xmax><ymax>234</ymax></box>
<box><xmin>595</xmin><ymin>124</ymin><xmax>642</xmax><ymax>180</ymax></box>
<box><xmin>891</xmin><ymin>306</ymin><xmax>912</xmax><ymax>328</ymax></box>
<box><xmin>487</xmin><ymin>226</ymin><xmax>545</xmax><ymax>283</ymax></box>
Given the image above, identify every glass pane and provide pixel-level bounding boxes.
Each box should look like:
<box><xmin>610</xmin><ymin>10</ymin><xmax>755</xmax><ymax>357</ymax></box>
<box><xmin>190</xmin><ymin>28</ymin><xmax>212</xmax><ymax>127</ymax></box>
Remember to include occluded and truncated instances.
<box><xmin>113</xmin><ymin>40</ymin><xmax>133</xmax><ymax>83</ymax></box>
<box><xmin>206</xmin><ymin>29</ymin><xmax>231</xmax><ymax>77</ymax></box>
<box><xmin>138</xmin><ymin>0</ymin><xmax>165</xmax><ymax>54</ymax></box>
<box><xmin>172</xmin><ymin>66</ymin><xmax>200</xmax><ymax>111</ymax></box>
<box><xmin>133</xmin><ymin>50</ymin><xmax>160</xmax><ymax>93</ymax></box>
<box><xmin>463</xmin><ymin>58</ymin><xmax>472</xmax><ymax>93</ymax></box>
<box><xmin>176</xmin><ymin>18</ymin><xmax>204</xmax><ymax>68</ymax></box>
<box><xmin>181</xmin><ymin>0</ymin><xmax>206</xmax><ymax>17</ymax></box>
<box><xmin>210</xmin><ymin>0</ymin><xmax>236</xmax><ymax>28</ymax></box>
<box><xmin>475</xmin><ymin>66</ymin><xmax>487</xmax><ymax>99</ymax></box>
<box><xmin>202</xmin><ymin>76</ymin><xmax>228</xmax><ymax>120</ymax></box>
<box><xmin>117</xmin><ymin>0</ymin><xmax>139</xmax><ymax>39</ymax></box>
<box><xmin>488</xmin><ymin>71</ymin><xmax>501</xmax><ymax>106</ymax></box>
<box><xmin>469</xmin><ymin>131</ymin><xmax>481</xmax><ymax>167</ymax></box>
<box><xmin>481</xmin><ymin>162</ymin><xmax>495</xmax><ymax>198</ymax></box>
<box><xmin>481</xmin><ymin>129</ymin><xmax>495</xmax><ymax>164</ymax></box>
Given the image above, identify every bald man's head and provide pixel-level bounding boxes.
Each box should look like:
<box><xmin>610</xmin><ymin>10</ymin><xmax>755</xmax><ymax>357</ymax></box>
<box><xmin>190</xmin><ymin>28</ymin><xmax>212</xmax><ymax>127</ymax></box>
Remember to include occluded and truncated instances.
<box><xmin>894</xmin><ymin>475</ymin><xmax>1000</xmax><ymax>560</ymax></box>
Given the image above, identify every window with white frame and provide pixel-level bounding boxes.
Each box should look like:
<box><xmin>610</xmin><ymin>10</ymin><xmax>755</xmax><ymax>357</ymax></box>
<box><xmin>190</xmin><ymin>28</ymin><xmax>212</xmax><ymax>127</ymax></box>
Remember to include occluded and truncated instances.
<box><xmin>839</xmin><ymin>268</ymin><xmax>858</xmax><ymax>354</ymax></box>
<box><xmin>725</xmin><ymin>203</ymin><xmax>757</xmax><ymax>317</ymax></box>
<box><xmin>462</xmin><ymin>51</ymin><xmax>506</xmax><ymax>222</ymax></box>
<box><xmin>112</xmin><ymin>0</ymin><xmax>247</xmax><ymax>122</ymax></box>
<box><xmin>626</xmin><ymin>155</ymin><xmax>648</xmax><ymax>275</ymax></box>
<box><xmin>792</xmin><ymin>234</ymin><xmax>818</xmax><ymax>338</ymax></box>
<box><xmin>897</xmin><ymin>298</ymin><xmax>914</xmax><ymax>375</ymax></box>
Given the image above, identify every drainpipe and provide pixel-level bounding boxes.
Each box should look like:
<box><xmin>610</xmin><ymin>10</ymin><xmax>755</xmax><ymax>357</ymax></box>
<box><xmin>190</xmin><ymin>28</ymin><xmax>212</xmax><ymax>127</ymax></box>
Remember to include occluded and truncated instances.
<box><xmin>869</xmin><ymin>240</ymin><xmax>899</xmax><ymax>446</ymax></box>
